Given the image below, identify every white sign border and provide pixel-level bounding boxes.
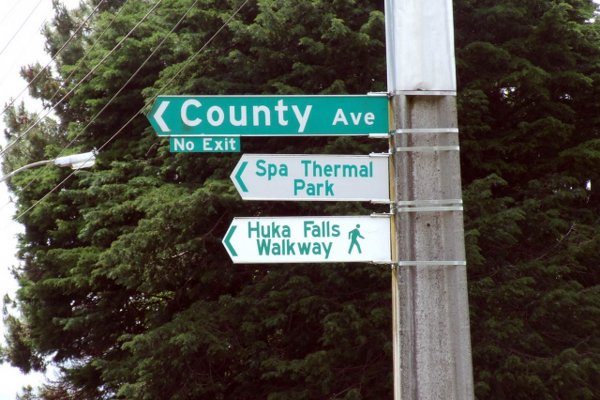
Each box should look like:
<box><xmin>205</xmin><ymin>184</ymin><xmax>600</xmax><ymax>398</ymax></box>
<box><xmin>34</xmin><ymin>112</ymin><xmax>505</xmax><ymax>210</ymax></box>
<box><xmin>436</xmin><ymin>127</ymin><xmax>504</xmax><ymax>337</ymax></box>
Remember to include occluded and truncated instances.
<box><xmin>223</xmin><ymin>214</ymin><xmax>392</xmax><ymax>264</ymax></box>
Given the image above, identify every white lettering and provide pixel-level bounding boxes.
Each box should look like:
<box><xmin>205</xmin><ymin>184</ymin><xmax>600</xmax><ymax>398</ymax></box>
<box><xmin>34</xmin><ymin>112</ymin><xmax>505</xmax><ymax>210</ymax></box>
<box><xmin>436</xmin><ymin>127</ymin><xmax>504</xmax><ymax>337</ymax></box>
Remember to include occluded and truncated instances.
<box><xmin>202</xmin><ymin>138</ymin><xmax>213</xmax><ymax>150</ymax></box>
<box><xmin>227</xmin><ymin>138</ymin><xmax>238</xmax><ymax>151</ymax></box>
<box><xmin>350</xmin><ymin>112</ymin><xmax>362</xmax><ymax>125</ymax></box>
<box><xmin>173</xmin><ymin>137</ymin><xmax>186</xmax><ymax>151</ymax></box>
<box><xmin>230</xmin><ymin>105</ymin><xmax>247</xmax><ymax>126</ymax></box>
<box><xmin>332</xmin><ymin>108</ymin><xmax>348</xmax><ymax>125</ymax></box>
<box><xmin>181</xmin><ymin>99</ymin><xmax>202</xmax><ymax>127</ymax></box>
<box><xmin>213</xmin><ymin>139</ymin><xmax>224</xmax><ymax>150</ymax></box>
<box><xmin>292</xmin><ymin>105</ymin><xmax>312</xmax><ymax>133</ymax></box>
<box><xmin>253</xmin><ymin>105</ymin><xmax>271</xmax><ymax>126</ymax></box>
<box><xmin>207</xmin><ymin>106</ymin><xmax>225</xmax><ymax>126</ymax></box>
<box><xmin>274</xmin><ymin>99</ymin><xmax>289</xmax><ymax>126</ymax></box>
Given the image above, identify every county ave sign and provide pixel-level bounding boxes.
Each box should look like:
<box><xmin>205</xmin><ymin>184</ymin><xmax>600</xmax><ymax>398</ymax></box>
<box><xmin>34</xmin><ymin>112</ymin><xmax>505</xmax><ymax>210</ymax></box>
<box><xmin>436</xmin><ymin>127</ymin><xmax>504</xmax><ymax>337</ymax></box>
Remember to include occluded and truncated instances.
<box><xmin>231</xmin><ymin>153</ymin><xmax>390</xmax><ymax>202</ymax></box>
<box><xmin>148</xmin><ymin>94</ymin><xmax>388</xmax><ymax>136</ymax></box>
<box><xmin>223</xmin><ymin>215</ymin><xmax>392</xmax><ymax>264</ymax></box>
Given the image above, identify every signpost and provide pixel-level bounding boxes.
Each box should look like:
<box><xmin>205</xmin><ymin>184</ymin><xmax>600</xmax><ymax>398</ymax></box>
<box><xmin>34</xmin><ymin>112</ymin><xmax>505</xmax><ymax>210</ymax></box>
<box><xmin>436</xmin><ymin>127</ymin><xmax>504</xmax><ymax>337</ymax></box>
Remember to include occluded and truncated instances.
<box><xmin>148</xmin><ymin>94</ymin><xmax>388</xmax><ymax>136</ymax></box>
<box><xmin>230</xmin><ymin>153</ymin><xmax>390</xmax><ymax>202</ymax></box>
<box><xmin>143</xmin><ymin>0</ymin><xmax>474</xmax><ymax>395</ymax></box>
<box><xmin>170</xmin><ymin>136</ymin><xmax>240</xmax><ymax>153</ymax></box>
<box><xmin>223</xmin><ymin>215</ymin><xmax>391</xmax><ymax>264</ymax></box>
<box><xmin>386</xmin><ymin>1</ymin><xmax>474</xmax><ymax>398</ymax></box>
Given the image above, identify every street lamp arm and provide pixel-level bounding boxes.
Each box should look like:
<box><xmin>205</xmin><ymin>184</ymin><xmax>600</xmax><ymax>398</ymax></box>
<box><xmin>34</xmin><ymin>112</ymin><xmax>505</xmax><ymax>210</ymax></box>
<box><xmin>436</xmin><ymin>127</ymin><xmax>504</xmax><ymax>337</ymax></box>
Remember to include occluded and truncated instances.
<box><xmin>0</xmin><ymin>151</ymin><xmax>96</xmax><ymax>183</ymax></box>
<box><xmin>0</xmin><ymin>160</ymin><xmax>54</xmax><ymax>183</ymax></box>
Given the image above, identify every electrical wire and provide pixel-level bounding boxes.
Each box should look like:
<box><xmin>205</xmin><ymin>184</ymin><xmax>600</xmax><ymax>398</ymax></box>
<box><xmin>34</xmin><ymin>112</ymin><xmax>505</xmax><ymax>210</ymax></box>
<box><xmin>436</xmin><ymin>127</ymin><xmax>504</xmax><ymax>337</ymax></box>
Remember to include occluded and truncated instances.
<box><xmin>11</xmin><ymin>0</ymin><xmax>250</xmax><ymax>224</ymax></box>
<box><xmin>0</xmin><ymin>0</ymin><xmax>144</xmax><ymax>213</ymax></box>
<box><xmin>0</xmin><ymin>17</ymin><xmax>48</xmax><ymax>91</ymax></box>
<box><xmin>0</xmin><ymin>0</ymin><xmax>108</xmax><ymax>119</ymax></box>
<box><xmin>0</xmin><ymin>0</ymin><xmax>134</xmax><ymax>215</ymax></box>
<box><xmin>59</xmin><ymin>0</ymin><xmax>194</xmax><ymax>151</ymax></box>
<box><xmin>0</xmin><ymin>0</ymin><xmax>21</xmax><ymax>27</ymax></box>
<box><xmin>0</xmin><ymin>0</ymin><xmax>163</xmax><ymax>159</ymax></box>
<box><xmin>0</xmin><ymin>0</ymin><xmax>161</xmax><ymax>158</ymax></box>
<box><xmin>0</xmin><ymin>0</ymin><xmax>44</xmax><ymax>59</ymax></box>
<box><xmin>45</xmin><ymin>0</ymin><xmax>133</xmax><ymax>106</ymax></box>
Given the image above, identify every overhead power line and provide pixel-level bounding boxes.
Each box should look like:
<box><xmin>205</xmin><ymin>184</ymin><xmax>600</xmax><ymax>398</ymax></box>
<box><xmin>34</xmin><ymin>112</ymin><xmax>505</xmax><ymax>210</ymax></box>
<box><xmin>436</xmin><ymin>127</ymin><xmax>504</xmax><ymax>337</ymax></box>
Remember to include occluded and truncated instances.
<box><xmin>0</xmin><ymin>0</ymin><xmax>133</xmax><ymax>215</ymax></box>
<box><xmin>0</xmin><ymin>0</ymin><xmax>163</xmax><ymax>159</ymax></box>
<box><xmin>62</xmin><ymin>0</ymin><xmax>200</xmax><ymax>149</ymax></box>
<box><xmin>0</xmin><ymin>0</ymin><xmax>45</xmax><ymax>59</ymax></box>
<box><xmin>11</xmin><ymin>0</ymin><xmax>250</xmax><ymax>225</ymax></box>
<box><xmin>0</xmin><ymin>1</ymin><xmax>21</xmax><ymax>27</ymax></box>
<box><xmin>45</xmin><ymin>0</ymin><xmax>133</xmax><ymax>106</ymax></box>
<box><xmin>0</xmin><ymin>0</ymin><xmax>108</xmax><ymax>120</ymax></box>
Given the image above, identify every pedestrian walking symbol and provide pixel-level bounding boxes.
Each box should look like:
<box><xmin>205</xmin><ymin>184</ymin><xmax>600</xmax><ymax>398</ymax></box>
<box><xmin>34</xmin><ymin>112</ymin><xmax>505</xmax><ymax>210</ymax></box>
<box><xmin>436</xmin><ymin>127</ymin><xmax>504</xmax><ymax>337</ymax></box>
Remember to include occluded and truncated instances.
<box><xmin>348</xmin><ymin>224</ymin><xmax>364</xmax><ymax>254</ymax></box>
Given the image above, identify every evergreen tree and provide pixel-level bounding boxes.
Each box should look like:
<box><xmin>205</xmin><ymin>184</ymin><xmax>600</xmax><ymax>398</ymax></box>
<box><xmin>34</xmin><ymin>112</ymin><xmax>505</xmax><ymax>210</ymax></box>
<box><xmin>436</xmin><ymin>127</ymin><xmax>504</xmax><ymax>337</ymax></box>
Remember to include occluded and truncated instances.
<box><xmin>2</xmin><ymin>0</ymin><xmax>599</xmax><ymax>399</ymax></box>
<box><xmin>456</xmin><ymin>0</ymin><xmax>600</xmax><ymax>398</ymax></box>
<box><xmin>3</xmin><ymin>1</ymin><xmax>389</xmax><ymax>399</ymax></box>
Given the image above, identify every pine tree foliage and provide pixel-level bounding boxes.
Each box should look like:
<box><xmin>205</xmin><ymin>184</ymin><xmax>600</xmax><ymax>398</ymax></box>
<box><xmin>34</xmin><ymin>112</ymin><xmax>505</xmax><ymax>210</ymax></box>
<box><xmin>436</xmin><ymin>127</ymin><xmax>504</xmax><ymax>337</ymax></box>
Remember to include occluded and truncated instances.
<box><xmin>3</xmin><ymin>1</ymin><xmax>389</xmax><ymax>399</ymax></box>
<box><xmin>1</xmin><ymin>0</ymin><xmax>599</xmax><ymax>399</ymax></box>
<box><xmin>457</xmin><ymin>0</ymin><xmax>600</xmax><ymax>398</ymax></box>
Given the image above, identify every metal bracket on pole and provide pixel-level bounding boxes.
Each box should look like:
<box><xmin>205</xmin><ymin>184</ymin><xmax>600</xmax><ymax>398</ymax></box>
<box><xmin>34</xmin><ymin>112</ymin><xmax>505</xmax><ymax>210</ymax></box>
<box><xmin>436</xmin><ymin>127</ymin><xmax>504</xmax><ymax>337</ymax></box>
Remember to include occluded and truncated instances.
<box><xmin>392</xmin><ymin>129</ymin><xmax>460</xmax><ymax>153</ymax></box>
<box><xmin>394</xmin><ymin>128</ymin><xmax>459</xmax><ymax>135</ymax></box>
<box><xmin>397</xmin><ymin>205</ymin><xmax>463</xmax><ymax>212</ymax></box>
<box><xmin>372</xmin><ymin>260</ymin><xmax>396</xmax><ymax>265</ymax></box>
<box><xmin>395</xmin><ymin>145</ymin><xmax>460</xmax><ymax>152</ymax></box>
<box><xmin>397</xmin><ymin>199</ymin><xmax>462</xmax><ymax>206</ymax></box>
<box><xmin>369</xmin><ymin>152</ymin><xmax>392</xmax><ymax>158</ymax></box>
<box><xmin>395</xmin><ymin>261</ymin><xmax>466</xmax><ymax>267</ymax></box>
<box><xmin>390</xmin><ymin>90</ymin><xmax>457</xmax><ymax>96</ymax></box>
<box><xmin>369</xmin><ymin>133</ymin><xmax>391</xmax><ymax>139</ymax></box>
<box><xmin>370</xmin><ymin>212</ymin><xmax>393</xmax><ymax>218</ymax></box>
<box><xmin>368</xmin><ymin>91</ymin><xmax>391</xmax><ymax>97</ymax></box>
<box><xmin>396</xmin><ymin>199</ymin><xmax>463</xmax><ymax>212</ymax></box>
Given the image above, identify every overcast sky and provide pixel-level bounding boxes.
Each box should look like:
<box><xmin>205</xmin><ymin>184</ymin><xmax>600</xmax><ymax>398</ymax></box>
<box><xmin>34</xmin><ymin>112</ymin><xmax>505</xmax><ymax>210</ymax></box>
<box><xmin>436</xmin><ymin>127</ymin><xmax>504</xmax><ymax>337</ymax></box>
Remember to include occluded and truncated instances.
<box><xmin>0</xmin><ymin>0</ymin><xmax>80</xmax><ymax>398</ymax></box>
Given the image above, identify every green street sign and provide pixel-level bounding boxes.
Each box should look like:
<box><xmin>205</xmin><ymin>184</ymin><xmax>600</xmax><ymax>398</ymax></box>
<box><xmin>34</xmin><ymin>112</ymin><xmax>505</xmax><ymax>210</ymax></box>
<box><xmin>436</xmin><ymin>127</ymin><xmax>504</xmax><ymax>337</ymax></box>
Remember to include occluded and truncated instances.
<box><xmin>170</xmin><ymin>136</ymin><xmax>240</xmax><ymax>153</ymax></box>
<box><xmin>148</xmin><ymin>95</ymin><xmax>389</xmax><ymax>136</ymax></box>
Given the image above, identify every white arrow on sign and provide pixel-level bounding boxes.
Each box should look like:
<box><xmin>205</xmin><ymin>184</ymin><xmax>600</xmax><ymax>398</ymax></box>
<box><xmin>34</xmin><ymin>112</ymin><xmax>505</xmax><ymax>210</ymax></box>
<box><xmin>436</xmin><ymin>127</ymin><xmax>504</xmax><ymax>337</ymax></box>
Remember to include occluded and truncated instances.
<box><xmin>153</xmin><ymin>100</ymin><xmax>170</xmax><ymax>133</ymax></box>
<box><xmin>231</xmin><ymin>154</ymin><xmax>390</xmax><ymax>202</ymax></box>
<box><xmin>222</xmin><ymin>215</ymin><xmax>391</xmax><ymax>264</ymax></box>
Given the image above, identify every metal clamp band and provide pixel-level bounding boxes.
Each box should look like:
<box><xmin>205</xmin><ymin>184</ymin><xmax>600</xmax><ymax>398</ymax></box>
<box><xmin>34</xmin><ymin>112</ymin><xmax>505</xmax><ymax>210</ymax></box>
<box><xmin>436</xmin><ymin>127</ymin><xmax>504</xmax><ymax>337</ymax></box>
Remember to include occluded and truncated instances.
<box><xmin>394</xmin><ymin>128</ymin><xmax>459</xmax><ymax>134</ymax></box>
<box><xmin>389</xmin><ymin>90</ymin><xmax>457</xmax><ymax>96</ymax></box>
<box><xmin>369</xmin><ymin>133</ymin><xmax>391</xmax><ymax>139</ymax></box>
<box><xmin>371</xmin><ymin>200</ymin><xmax>393</xmax><ymax>205</ymax></box>
<box><xmin>369</xmin><ymin>152</ymin><xmax>392</xmax><ymax>158</ymax></box>
<box><xmin>395</xmin><ymin>261</ymin><xmax>466</xmax><ymax>267</ymax></box>
<box><xmin>396</xmin><ymin>205</ymin><xmax>463</xmax><ymax>212</ymax></box>
<box><xmin>397</xmin><ymin>199</ymin><xmax>462</xmax><ymax>207</ymax></box>
<box><xmin>370</xmin><ymin>212</ymin><xmax>393</xmax><ymax>218</ymax></box>
<box><xmin>395</xmin><ymin>145</ymin><xmax>460</xmax><ymax>152</ymax></box>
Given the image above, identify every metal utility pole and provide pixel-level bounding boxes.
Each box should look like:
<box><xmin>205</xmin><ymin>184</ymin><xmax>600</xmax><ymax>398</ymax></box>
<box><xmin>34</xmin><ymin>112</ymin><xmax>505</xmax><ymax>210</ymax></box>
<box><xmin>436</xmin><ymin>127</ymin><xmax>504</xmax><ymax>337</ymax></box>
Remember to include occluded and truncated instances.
<box><xmin>384</xmin><ymin>1</ymin><xmax>475</xmax><ymax>399</ymax></box>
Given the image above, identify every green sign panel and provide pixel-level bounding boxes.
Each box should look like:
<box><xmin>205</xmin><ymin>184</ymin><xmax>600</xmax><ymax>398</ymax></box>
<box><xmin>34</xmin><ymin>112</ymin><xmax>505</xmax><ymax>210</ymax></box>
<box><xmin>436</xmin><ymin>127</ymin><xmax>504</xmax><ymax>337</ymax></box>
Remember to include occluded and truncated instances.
<box><xmin>169</xmin><ymin>136</ymin><xmax>240</xmax><ymax>153</ymax></box>
<box><xmin>148</xmin><ymin>95</ymin><xmax>389</xmax><ymax>136</ymax></box>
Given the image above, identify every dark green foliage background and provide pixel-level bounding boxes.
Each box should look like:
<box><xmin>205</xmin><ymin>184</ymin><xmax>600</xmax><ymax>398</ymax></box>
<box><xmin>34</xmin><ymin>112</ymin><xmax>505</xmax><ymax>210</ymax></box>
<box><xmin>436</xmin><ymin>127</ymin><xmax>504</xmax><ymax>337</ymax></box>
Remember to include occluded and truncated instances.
<box><xmin>1</xmin><ymin>0</ymin><xmax>599</xmax><ymax>399</ymax></box>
